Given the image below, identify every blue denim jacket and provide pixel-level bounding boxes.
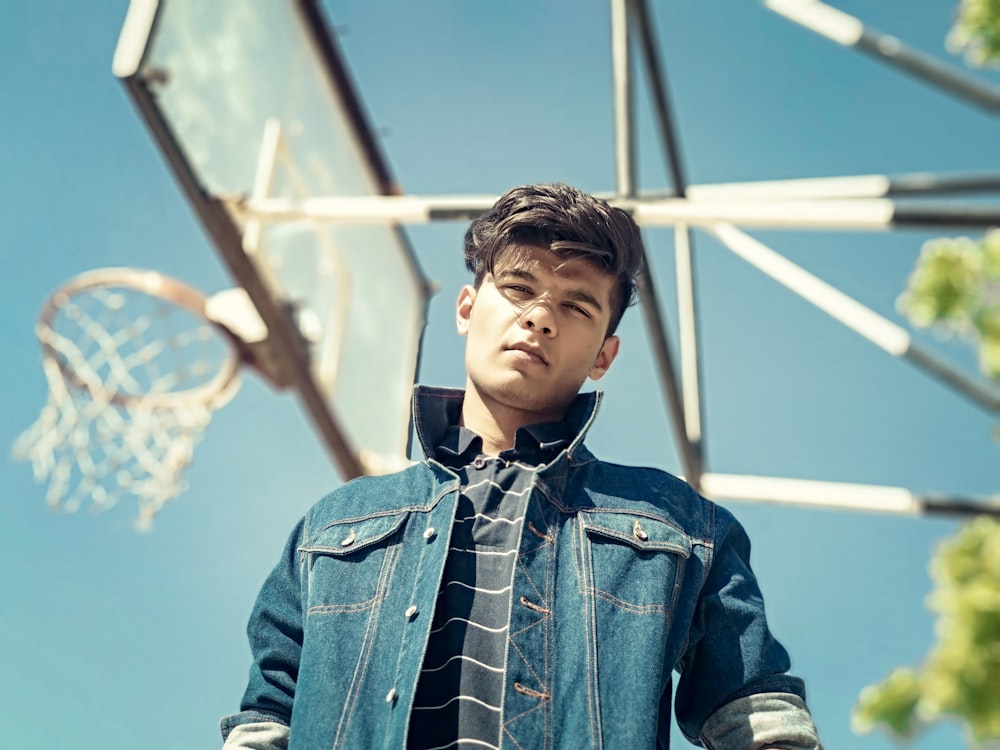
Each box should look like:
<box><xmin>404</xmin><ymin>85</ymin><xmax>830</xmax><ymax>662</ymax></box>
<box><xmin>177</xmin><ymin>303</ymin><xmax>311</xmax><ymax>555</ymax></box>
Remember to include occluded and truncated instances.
<box><xmin>221</xmin><ymin>388</ymin><xmax>820</xmax><ymax>749</ymax></box>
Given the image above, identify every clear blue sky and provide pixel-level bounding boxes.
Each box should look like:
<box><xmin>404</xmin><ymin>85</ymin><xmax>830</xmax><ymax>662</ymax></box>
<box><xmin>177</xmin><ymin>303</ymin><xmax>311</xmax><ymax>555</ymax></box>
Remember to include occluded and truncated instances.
<box><xmin>1</xmin><ymin>1</ymin><xmax>997</xmax><ymax>748</ymax></box>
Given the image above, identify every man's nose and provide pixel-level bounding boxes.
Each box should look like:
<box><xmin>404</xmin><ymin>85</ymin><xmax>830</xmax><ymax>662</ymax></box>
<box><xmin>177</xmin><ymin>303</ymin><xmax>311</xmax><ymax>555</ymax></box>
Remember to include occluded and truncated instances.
<box><xmin>520</xmin><ymin>302</ymin><xmax>557</xmax><ymax>336</ymax></box>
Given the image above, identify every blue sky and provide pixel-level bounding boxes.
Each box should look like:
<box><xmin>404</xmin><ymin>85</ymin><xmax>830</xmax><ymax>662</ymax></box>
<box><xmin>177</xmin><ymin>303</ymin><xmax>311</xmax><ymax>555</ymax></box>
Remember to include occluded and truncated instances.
<box><xmin>1</xmin><ymin>1</ymin><xmax>998</xmax><ymax>748</ymax></box>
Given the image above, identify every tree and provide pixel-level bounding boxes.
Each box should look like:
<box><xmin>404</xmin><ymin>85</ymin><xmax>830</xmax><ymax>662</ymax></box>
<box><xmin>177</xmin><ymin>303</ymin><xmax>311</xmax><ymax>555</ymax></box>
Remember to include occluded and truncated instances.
<box><xmin>899</xmin><ymin>229</ymin><xmax>1000</xmax><ymax>380</ymax></box>
<box><xmin>851</xmin><ymin>4</ymin><xmax>1000</xmax><ymax>746</ymax></box>
<box><xmin>853</xmin><ymin>517</ymin><xmax>1000</xmax><ymax>747</ymax></box>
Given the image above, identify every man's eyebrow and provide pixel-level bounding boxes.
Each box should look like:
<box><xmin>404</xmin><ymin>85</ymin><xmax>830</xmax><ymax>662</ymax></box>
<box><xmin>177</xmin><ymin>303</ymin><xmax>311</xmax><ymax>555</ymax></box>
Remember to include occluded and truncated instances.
<box><xmin>495</xmin><ymin>268</ymin><xmax>604</xmax><ymax>312</ymax></box>
<box><xmin>495</xmin><ymin>268</ymin><xmax>537</xmax><ymax>284</ymax></box>
<box><xmin>566</xmin><ymin>289</ymin><xmax>604</xmax><ymax>313</ymax></box>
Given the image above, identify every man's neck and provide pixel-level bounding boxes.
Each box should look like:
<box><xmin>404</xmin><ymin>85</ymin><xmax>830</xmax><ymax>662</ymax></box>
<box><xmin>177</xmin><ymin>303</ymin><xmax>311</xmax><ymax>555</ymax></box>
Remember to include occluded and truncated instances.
<box><xmin>459</xmin><ymin>382</ymin><xmax>566</xmax><ymax>455</ymax></box>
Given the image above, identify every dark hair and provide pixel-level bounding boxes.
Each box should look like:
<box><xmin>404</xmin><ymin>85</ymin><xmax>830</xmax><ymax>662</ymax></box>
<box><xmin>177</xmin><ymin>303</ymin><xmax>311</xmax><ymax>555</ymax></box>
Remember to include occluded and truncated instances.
<box><xmin>464</xmin><ymin>183</ymin><xmax>644</xmax><ymax>336</ymax></box>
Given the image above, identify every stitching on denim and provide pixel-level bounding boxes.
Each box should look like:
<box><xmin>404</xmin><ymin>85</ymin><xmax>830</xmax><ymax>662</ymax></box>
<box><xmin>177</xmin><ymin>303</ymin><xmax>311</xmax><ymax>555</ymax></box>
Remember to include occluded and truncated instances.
<box><xmin>304</xmin><ymin>520</ymin><xmax>407</xmax><ymax>613</ymax></box>
<box><xmin>503</xmin><ymin>699</ymin><xmax>546</xmax><ymax>728</ymax></box>
<box><xmin>502</xmin><ymin>723</ymin><xmax>526</xmax><ymax>750</ymax></box>
<box><xmin>510</xmin><ymin>615</ymin><xmax>546</xmax><ymax>640</ymax></box>
<box><xmin>578</xmin><ymin>512</ymin><xmax>603</xmax><ymax>749</ymax></box>
<box><xmin>307</xmin><ymin>597</ymin><xmax>383</xmax><ymax>615</ymax></box>
<box><xmin>304</xmin><ymin>508</ymin><xmax>419</xmax><ymax>540</ymax></box>
<box><xmin>503</xmin><ymin>700</ymin><xmax>548</xmax><ymax>750</ymax></box>
<box><xmin>583</xmin><ymin>586</ymin><xmax>673</xmax><ymax>614</ymax></box>
<box><xmin>544</xmin><ymin>503</ymin><xmax>557</xmax><ymax>749</ymax></box>
<box><xmin>516</xmin><ymin>550</ymin><xmax>546</xmax><ymax>604</ymax></box>
<box><xmin>582</xmin><ymin>508</ymin><xmax>692</xmax><ymax>539</ymax></box>
<box><xmin>332</xmin><ymin>535</ymin><xmax>400</xmax><ymax>750</ymax></box>
<box><xmin>584</xmin><ymin>525</ymin><xmax>691</xmax><ymax>556</ymax></box>
<box><xmin>507</xmin><ymin>630</ymin><xmax>544</xmax><ymax>686</ymax></box>
<box><xmin>667</xmin><ymin>554</ymin><xmax>687</xmax><ymax>617</ymax></box>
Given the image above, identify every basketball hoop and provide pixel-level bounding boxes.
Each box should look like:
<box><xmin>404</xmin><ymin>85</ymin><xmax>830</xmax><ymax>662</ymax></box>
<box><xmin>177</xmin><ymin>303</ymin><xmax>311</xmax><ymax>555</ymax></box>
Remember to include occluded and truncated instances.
<box><xmin>13</xmin><ymin>268</ymin><xmax>253</xmax><ymax>529</ymax></box>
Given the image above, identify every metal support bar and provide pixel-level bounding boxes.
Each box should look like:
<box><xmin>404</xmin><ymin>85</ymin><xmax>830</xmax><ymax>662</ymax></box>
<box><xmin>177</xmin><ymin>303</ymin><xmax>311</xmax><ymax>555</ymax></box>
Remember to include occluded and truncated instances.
<box><xmin>633</xmin><ymin>198</ymin><xmax>1000</xmax><ymax>229</ymax></box>
<box><xmin>611</xmin><ymin>0</ymin><xmax>701</xmax><ymax>486</ymax></box>
<box><xmin>636</xmin><ymin>268</ymin><xmax>703</xmax><ymax>487</ymax></box>
<box><xmin>688</xmin><ymin>171</ymin><xmax>1000</xmax><ymax>201</ymax></box>
<box><xmin>766</xmin><ymin>0</ymin><xmax>1000</xmax><ymax>113</ymax></box>
<box><xmin>702</xmin><ymin>472</ymin><xmax>1000</xmax><ymax>518</ymax></box>
<box><xmin>611</xmin><ymin>0</ymin><xmax>635</xmax><ymax>198</ymax></box>
<box><xmin>709</xmin><ymin>223</ymin><xmax>1000</xmax><ymax>413</ymax></box>
<box><xmin>234</xmin><ymin>194</ymin><xmax>1000</xmax><ymax>231</ymax></box>
<box><xmin>632</xmin><ymin>0</ymin><xmax>706</xmax><ymax>484</ymax></box>
<box><xmin>631</xmin><ymin>0</ymin><xmax>687</xmax><ymax>193</ymax></box>
<box><xmin>674</xmin><ymin>225</ymin><xmax>703</xmax><ymax>452</ymax></box>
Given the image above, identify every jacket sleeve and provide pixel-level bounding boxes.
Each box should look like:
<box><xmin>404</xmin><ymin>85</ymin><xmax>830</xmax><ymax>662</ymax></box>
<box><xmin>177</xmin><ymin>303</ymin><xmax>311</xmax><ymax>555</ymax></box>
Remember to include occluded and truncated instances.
<box><xmin>673</xmin><ymin>506</ymin><xmax>821</xmax><ymax>748</ymax></box>
<box><xmin>220</xmin><ymin>518</ymin><xmax>307</xmax><ymax>748</ymax></box>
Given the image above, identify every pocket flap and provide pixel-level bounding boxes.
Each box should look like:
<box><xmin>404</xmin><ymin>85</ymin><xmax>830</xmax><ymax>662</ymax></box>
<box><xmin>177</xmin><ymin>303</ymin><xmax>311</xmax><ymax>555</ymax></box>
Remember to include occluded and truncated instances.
<box><xmin>301</xmin><ymin>512</ymin><xmax>409</xmax><ymax>556</ymax></box>
<box><xmin>582</xmin><ymin>512</ymin><xmax>691</xmax><ymax>557</ymax></box>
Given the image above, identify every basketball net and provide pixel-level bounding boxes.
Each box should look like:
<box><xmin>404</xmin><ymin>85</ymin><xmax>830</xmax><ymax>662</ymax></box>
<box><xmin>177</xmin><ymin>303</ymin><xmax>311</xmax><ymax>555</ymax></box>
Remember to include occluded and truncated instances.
<box><xmin>13</xmin><ymin>269</ymin><xmax>245</xmax><ymax>529</ymax></box>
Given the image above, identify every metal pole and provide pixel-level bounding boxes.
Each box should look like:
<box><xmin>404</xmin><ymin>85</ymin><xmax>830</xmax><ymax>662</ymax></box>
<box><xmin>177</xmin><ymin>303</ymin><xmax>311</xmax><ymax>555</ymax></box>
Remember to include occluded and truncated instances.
<box><xmin>709</xmin><ymin>223</ymin><xmax>1000</xmax><ymax>413</ymax></box>
<box><xmin>766</xmin><ymin>0</ymin><xmax>1000</xmax><ymax>113</ymax></box>
<box><xmin>611</xmin><ymin>0</ymin><xmax>635</xmax><ymax>197</ymax></box>
<box><xmin>633</xmin><ymin>0</ymin><xmax>705</xmax><ymax>485</ymax></box>
<box><xmin>701</xmin><ymin>472</ymin><xmax>1000</xmax><ymax>519</ymax></box>
<box><xmin>611</xmin><ymin>0</ymin><xmax>702</xmax><ymax>486</ymax></box>
<box><xmin>234</xmin><ymin>194</ymin><xmax>1000</xmax><ymax>231</ymax></box>
<box><xmin>687</xmin><ymin>171</ymin><xmax>1000</xmax><ymax>201</ymax></box>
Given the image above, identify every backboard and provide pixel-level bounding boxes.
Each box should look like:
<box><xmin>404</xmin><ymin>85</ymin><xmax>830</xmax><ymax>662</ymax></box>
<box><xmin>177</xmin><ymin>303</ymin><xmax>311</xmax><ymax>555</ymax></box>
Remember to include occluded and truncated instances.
<box><xmin>112</xmin><ymin>0</ymin><xmax>429</xmax><ymax>477</ymax></box>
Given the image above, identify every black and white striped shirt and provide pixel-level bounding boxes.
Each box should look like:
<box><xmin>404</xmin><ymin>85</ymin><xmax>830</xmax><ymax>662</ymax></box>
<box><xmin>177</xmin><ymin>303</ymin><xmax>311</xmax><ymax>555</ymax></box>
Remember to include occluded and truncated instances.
<box><xmin>407</xmin><ymin>421</ymin><xmax>569</xmax><ymax>750</ymax></box>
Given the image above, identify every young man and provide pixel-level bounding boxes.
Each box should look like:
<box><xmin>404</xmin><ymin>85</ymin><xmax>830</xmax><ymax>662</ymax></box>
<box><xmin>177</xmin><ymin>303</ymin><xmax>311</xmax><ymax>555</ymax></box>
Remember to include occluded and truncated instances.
<box><xmin>221</xmin><ymin>184</ymin><xmax>822</xmax><ymax>749</ymax></box>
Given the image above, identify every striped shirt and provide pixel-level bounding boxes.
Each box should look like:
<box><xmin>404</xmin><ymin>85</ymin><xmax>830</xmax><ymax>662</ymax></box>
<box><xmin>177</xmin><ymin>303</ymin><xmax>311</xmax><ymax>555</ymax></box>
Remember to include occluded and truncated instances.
<box><xmin>407</xmin><ymin>420</ymin><xmax>570</xmax><ymax>750</ymax></box>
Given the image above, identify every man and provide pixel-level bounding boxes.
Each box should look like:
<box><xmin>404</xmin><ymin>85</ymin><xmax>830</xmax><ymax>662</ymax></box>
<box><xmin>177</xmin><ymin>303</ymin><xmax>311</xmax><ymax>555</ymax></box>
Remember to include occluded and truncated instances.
<box><xmin>221</xmin><ymin>184</ymin><xmax>822</xmax><ymax>749</ymax></box>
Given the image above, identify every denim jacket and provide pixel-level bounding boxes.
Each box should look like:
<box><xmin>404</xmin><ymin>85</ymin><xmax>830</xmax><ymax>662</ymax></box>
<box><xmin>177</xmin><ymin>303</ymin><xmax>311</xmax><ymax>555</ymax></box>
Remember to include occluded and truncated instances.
<box><xmin>221</xmin><ymin>387</ymin><xmax>821</xmax><ymax>749</ymax></box>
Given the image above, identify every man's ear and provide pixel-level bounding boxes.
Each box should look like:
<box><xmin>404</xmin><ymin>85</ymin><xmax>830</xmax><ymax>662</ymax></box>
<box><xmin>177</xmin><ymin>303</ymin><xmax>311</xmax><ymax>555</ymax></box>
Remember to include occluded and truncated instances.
<box><xmin>588</xmin><ymin>335</ymin><xmax>620</xmax><ymax>381</ymax></box>
<box><xmin>456</xmin><ymin>285</ymin><xmax>476</xmax><ymax>336</ymax></box>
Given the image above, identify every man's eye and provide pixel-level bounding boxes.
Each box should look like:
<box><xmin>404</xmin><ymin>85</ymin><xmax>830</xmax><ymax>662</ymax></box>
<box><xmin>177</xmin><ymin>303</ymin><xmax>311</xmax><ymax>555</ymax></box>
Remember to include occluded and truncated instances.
<box><xmin>506</xmin><ymin>284</ymin><xmax>531</xmax><ymax>294</ymax></box>
<box><xmin>567</xmin><ymin>303</ymin><xmax>592</xmax><ymax>318</ymax></box>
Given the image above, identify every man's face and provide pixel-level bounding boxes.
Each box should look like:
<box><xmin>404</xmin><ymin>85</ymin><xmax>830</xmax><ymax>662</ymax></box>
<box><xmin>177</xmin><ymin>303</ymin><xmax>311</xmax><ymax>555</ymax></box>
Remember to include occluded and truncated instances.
<box><xmin>457</xmin><ymin>245</ymin><xmax>620</xmax><ymax>422</ymax></box>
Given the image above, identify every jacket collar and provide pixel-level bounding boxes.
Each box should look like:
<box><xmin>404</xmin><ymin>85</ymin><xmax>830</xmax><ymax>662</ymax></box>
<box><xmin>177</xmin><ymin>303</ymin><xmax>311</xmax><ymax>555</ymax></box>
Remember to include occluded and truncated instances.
<box><xmin>411</xmin><ymin>385</ymin><xmax>602</xmax><ymax>464</ymax></box>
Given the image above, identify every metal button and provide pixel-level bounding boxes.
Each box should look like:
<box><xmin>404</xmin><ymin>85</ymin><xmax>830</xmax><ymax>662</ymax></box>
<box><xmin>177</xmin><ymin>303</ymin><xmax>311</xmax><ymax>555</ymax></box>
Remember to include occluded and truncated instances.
<box><xmin>405</xmin><ymin>605</ymin><xmax>418</xmax><ymax>618</ymax></box>
<box><xmin>632</xmin><ymin>519</ymin><xmax>648</xmax><ymax>542</ymax></box>
<box><xmin>385</xmin><ymin>687</ymin><xmax>397</xmax><ymax>703</ymax></box>
<box><xmin>340</xmin><ymin>528</ymin><xmax>357</xmax><ymax>547</ymax></box>
<box><xmin>423</xmin><ymin>527</ymin><xmax>435</xmax><ymax>540</ymax></box>
<box><xmin>472</xmin><ymin>455</ymin><xmax>487</xmax><ymax>469</ymax></box>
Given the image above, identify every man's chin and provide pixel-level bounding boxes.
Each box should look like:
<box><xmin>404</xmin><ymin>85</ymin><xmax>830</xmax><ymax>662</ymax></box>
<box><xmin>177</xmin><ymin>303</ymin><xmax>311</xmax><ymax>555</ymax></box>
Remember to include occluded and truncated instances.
<box><xmin>474</xmin><ymin>379</ymin><xmax>576</xmax><ymax>416</ymax></box>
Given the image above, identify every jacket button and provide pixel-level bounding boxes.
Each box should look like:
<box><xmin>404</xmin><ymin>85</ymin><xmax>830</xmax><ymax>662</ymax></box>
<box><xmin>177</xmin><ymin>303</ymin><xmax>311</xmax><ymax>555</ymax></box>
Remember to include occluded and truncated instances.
<box><xmin>423</xmin><ymin>527</ymin><xmax>435</xmax><ymax>540</ymax></box>
<box><xmin>632</xmin><ymin>519</ymin><xmax>649</xmax><ymax>542</ymax></box>
<box><xmin>405</xmin><ymin>605</ymin><xmax>418</xmax><ymax>618</ymax></box>
<box><xmin>385</xmin><ymin>688</ymin><xmax>397</xmax><ymax>703</ymax></box>
<box><xmin>472</xmin><ymin>455</ymin><xmax>487</xmax><ymax>469</ymax></box>
<box><xmin>340</xmin><ymin>528</ymin><xmax>357</xmax><ymax>547</ymax></box>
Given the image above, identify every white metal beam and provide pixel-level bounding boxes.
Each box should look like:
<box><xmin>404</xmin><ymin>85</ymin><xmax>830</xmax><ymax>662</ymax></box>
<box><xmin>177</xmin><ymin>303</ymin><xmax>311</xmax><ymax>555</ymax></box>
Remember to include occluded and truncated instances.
<box><xmin>708</xmin><ymin>223</ymin><xmax>1000</xmax><ymax>413</ymax></box>
<box><xmin>702</xmin><ymin>472</ymin><xmax>1000</xmax><ymax>517</ymax></box>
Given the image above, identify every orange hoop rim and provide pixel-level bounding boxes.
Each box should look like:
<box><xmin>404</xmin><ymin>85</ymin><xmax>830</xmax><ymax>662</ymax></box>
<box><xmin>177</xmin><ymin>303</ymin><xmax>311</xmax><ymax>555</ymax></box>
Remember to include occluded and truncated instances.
<box><xmin>36</xmin><ymin>267</ymin><xmax>242</xmax><ymax>409</ymax></box>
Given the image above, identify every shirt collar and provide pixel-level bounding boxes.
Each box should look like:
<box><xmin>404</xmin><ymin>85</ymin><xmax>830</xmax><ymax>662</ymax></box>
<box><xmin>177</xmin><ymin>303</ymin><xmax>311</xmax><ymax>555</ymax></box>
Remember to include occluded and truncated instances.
<box><xmin>411</xmin><ymin>385</ymin><xmax>601</xmax><ymax>465</ymax></box>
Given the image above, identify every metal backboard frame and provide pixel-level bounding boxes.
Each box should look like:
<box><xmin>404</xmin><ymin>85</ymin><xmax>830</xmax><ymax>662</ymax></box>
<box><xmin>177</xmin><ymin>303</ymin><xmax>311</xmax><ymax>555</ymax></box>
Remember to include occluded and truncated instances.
<box><xmin>112</xmin><ymin>0</ymin><xmax>430</xmax><ymax>478</ymax></box>
<box><xmin>112</xmin><ymin>0</ymin><xmax>1000</xmax><ymax>518</ymax></box>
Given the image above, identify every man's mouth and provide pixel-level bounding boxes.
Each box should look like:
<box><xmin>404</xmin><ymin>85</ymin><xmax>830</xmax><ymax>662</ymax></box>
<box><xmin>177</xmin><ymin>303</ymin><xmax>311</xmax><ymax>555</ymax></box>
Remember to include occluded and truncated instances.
<box><xmin>506</xmin><ymin>343</ymin><xmax>548</xmax><ymax>365</ymax></box>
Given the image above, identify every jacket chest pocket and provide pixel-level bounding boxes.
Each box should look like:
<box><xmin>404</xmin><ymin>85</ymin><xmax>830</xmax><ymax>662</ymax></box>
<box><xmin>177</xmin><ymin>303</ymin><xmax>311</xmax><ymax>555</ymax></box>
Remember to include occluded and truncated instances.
<box><xmin>300</xmin><ymin>512</ymin><xmax>409</xmax><ymax>615</ymax></box>
<box><xmin>579</xmin><ymin>512</ymin><xmax>692</xmax><ymax>614</ymax></box>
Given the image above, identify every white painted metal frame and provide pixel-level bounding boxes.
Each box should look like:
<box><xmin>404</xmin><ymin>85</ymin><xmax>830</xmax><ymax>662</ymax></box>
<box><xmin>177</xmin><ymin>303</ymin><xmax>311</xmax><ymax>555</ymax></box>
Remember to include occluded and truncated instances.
<box><xmin>225</xmin><ymin>0</ymin><xmax>1000</xmax><ymax>517</ymax></box>
<box><xmin>766</xmin><ymin>0</ymin><xmax>1000</xmax><ymax>113</ymax></box>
